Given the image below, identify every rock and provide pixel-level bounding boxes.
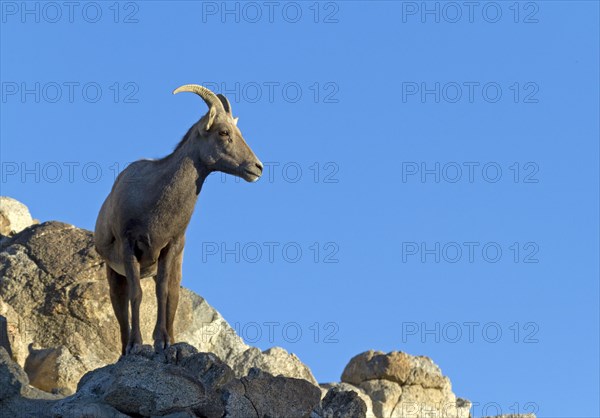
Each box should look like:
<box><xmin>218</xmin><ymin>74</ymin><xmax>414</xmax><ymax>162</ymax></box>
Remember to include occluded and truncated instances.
<box><xmin>52</xmin><ymin>347</ymin><xmax>224</xmax><ymax>418</ymax></box>
<box><xmin>0</xmin><ymin>346</ymin><xmax>29</xmax><ymax>400</ymax></box>
<box><xmin>358</xmin><ymin>379</ymin><xmax>402</xmax><ymax>417</ymax></box>
<box><xmin>25</xmin><ymin>344</ymin><xmax>84</xmax><ymax>395</ymax></box>
<box><xmin>0</xmin><ymin>221</ymin><xmax>316</xmax><ymax>394</ymax></box>
<box><xmin>321</xmin><ymin>386</ymin><xmax>367</xmax><ymax>418</ymax></box>
<box><xmin>101</xmin><ymin>359</ymin><xmax>208</xmax><ymax>416</ymax></box>
<box><xmin>0</xmin><ymin>196</ymin><xmax>34</xmax><ymax>237</ymax></box>
<box><xmin>51</xmin><ymin>353</ymin><xmax>322</xmax><ymax>418</ymax></box>
<box><xmin>180</xmin><ymin>351</ymin><xmax>236</xmax><ymax>391</ymax></box>
<box><xmin>0</xmin><ymin>315</ymin><xmax>11</xmax><ymax>356</ymax></box>
<box><xmin>228</xmin><ymin>368</ymin><xmax>321</xmax><ymax>418</ymax></box>
<box><xmin>341</xmin><ymin>351</ymin><xmax>470</xmax><ymax>418</ymax></box>
<box><xmin>390</xmin><ymin>384</ymin><xmax>465</xmax><ymax>418</ymax></box>
<box><xmin>342</xmin><ymin>350</ymin><xmax>446</xmax><ymax>388</ymax></box>
<box><xmin>222</xmin><ymin>378</ymin><xmax>259</xmax><ymax>418</ymax></box>
<box><xmin>159</xmin><ymin>342</ymin><xmax>235</xmax><ymax>391</ymax></box>
<box><xmin>320</xmin><ymin>383</ymin><xmax>373</xmax><ymax>417</ymax></box>
<box><xmin>0</xmin><ymin>346</ymin><xmax>62</xmax><ymax>417</ymax></box>
<box><xmin>0</xmin><ymin>396</ymin><xmax>58</xmax><ymax>418</ymax></box>
<box><xmin>232</xmin><ymin>346</ymin><xmax>318</xmax><ymax>385</ymax></box>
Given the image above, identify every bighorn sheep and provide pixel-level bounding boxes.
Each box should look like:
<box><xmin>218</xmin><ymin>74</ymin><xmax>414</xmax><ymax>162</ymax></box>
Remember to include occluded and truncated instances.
<box><xmin>94</xmin><ymin>84</ymin><xmax>263</xmax><ymax>354</ymax></box>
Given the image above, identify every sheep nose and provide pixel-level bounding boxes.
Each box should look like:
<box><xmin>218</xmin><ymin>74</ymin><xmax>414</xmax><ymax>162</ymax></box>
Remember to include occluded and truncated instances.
<box><xmin>255</xmin><ymin>162</ymin><xmax>263</xmax><ymax>174</ymax></box>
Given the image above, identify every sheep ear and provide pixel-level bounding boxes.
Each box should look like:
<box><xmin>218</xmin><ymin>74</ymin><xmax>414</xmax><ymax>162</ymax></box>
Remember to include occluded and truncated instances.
<box><xmin>217</xmin><ymin>94</ymin><xmax>232</xmax><ymax>115</ymax></box>
<box><xmin>233</xmin><ymin>117</ymin><xmax>239</xmax><ymax>126</ymax></box>
<box><xmin>205</xmin><ymin>107</ymin><xmax>217</xmax><ymax>131</ymax></box>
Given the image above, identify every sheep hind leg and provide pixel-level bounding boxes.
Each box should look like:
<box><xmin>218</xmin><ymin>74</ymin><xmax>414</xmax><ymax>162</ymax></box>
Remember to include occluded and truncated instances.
<box><xmin>123</xmin><ymin>251</ymin><xmax>144</xmax><ymax>354</ymax></box>
<box><xmin>107</xmin><ymin>266</ymin><xmax>130</xmax><ymax>356</ymax></box>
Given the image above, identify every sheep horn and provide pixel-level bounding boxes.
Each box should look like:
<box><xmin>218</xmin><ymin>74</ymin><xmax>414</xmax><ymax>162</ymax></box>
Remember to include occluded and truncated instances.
<box><xmin>172</xmin><ymin>84</ymin><xmax>225</xmax><ymax>113</ymax></box>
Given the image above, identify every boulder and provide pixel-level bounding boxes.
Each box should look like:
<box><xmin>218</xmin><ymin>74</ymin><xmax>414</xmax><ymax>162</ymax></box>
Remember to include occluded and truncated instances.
<box><xmin>231</xmin><ymin>346</ymin><xmax>317</xmax><ymax>385</ymax></box>
<box><xmin>0</xmin><ymin>196</ymin><xmax>35</xmax><ymax>237</ymax></box>
<box><xmin>341</xmin><ymin>350</ymin><xmax>470</xmax><ymax>418</ymax></box>
<box><xmin>222</xmin><ymin>367</ymin><xmax>321</xmax><ymax>418</ymax></box>
<box><xmin>342</xmin><ymin>350</ymin><xmax>446</xmax><ymax>388</ymax></box>
<box><xmin>320</xmin><ymin>386</ymin><xmax>368</xmax><ymax>418</ymax></box>
<box><xmin>320</xmin><ymin>382</ymin><xmax>374</xmax><ymax>417</ymax></box>
<box><xmin>51</xmin><ymin>344</ymin><xmax>223</xmax><ymax>417</ymax></box>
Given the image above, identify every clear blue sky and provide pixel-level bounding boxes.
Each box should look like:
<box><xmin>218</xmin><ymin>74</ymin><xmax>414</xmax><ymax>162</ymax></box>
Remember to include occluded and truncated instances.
<box><xmin>1</xmin><ymin>1</ymin><xmax>598</xmax><ymax>416</ymax></box>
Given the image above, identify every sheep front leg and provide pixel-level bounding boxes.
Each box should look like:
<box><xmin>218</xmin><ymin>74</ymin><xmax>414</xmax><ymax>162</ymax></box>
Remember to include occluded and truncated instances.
<box><xmin>107</xmin><ymin>266</ymin><xmax>130</xmax><ymax>355</ymax></box>
<box><xmin>154</xmin><ymin>239</ymin><xmax>182</xmax><ymax>352</ymax></box>
<box><xmin>124</xmin><ymin>252</ymin><xmax>143</xmax><ymax>354</ymax></box>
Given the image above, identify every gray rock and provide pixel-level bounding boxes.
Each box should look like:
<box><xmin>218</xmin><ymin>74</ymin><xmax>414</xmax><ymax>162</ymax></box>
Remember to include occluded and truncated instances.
<box><xmin>223</xmin><ymin>368</ymin><xmax>321</xmax><ymax>418</ymax></box>
<box><xmin>101</xmin><ymin>358</ymin><xmax>207</xmax><ymax>416</ymax></box>
<box><xmin>232</xmin><ymin>346</ymin><xmax>318</xmax><ymax>385</ymax></box>
<box><xmin>52</xmin><ymin>350</ymin><xmax>224</xmax><ymax>418</ymax></box>
<box><xmin>321</xmin><ymin>387</ymin><xmax>367</xmax><ymax>418</ymax></box>
<box><xmin>54</xmin><ymin>352</ymin><xmax>319</xmax><ymax>418</ymax></box>
<box><xmin>180</xmin><ymin>351</ymin><xmax>235</xmax><ymax>391</ymax></box>
<box><xmin>0</xmin><ymin>346</ymin><xmax>29</xmax><ymax>400</ymax></box>
<box><xmin>222</xmin><ymin>379</ymin><xmax>259</xmax><ymax>418</ymax></box>
<box><xmin>320</xmin><ymin>383</ymin><xmax>374</xmax><ymax>417</ymax></box>
<box><xmin>0</xmin><ymin>396</ymin><xmax>57</xmax><ymax>418</ymax></box>
<box><xmin>0</xmin><ymin>315</ymin><xmax>11</xmax><ymax>357</ymax></box>
<box><xmin>0</xmin><ymin>196</ymin><xmax>34</xmax><ymax>237</ymax></box>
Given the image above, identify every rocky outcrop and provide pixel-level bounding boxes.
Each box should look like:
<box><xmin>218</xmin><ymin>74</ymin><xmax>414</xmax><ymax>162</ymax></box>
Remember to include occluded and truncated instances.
<box><xmin>1</xmin><ymin>343</ymin><xmax>321</xmax><ymax>418</ymax></box>
<box><xmin>0</xmin><ymin>219</ymin><xmax>315</xmax><ymax>394</ymax></box>
<box><xmin>318</xmin><ymin>350</ymin><xmax>471</xmax><ymax>418</ymax></box>
<box><xmin>0</xmin><ymin>198</ymin><xmax>536</xmax><ymax>418</ymax></box>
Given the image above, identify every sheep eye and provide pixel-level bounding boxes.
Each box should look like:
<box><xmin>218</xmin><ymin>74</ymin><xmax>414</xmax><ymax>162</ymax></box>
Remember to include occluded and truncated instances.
<box><xmin>219</xmin><ymin>130</ymin><xmax>229</xmax><ymax>137</ymax></box>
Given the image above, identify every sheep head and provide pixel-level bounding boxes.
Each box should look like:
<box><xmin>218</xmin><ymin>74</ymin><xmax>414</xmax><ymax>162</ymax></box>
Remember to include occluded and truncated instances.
<box><xmin>173</xmin><ymin>84</ymin><xmax>263</xmax><ymax>182</ymax></box>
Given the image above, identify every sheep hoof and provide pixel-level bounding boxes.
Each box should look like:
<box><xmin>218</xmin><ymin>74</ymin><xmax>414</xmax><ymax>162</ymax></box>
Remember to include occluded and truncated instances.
<box><xmin>125</xmin><ymin>337</ymin><xmax>144</xmax><ymax>355</ymax></box>
<box><xmin>153</xmin><ymin>336</ymin><xmax>171</xmax><ymax>353</ymax></box>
